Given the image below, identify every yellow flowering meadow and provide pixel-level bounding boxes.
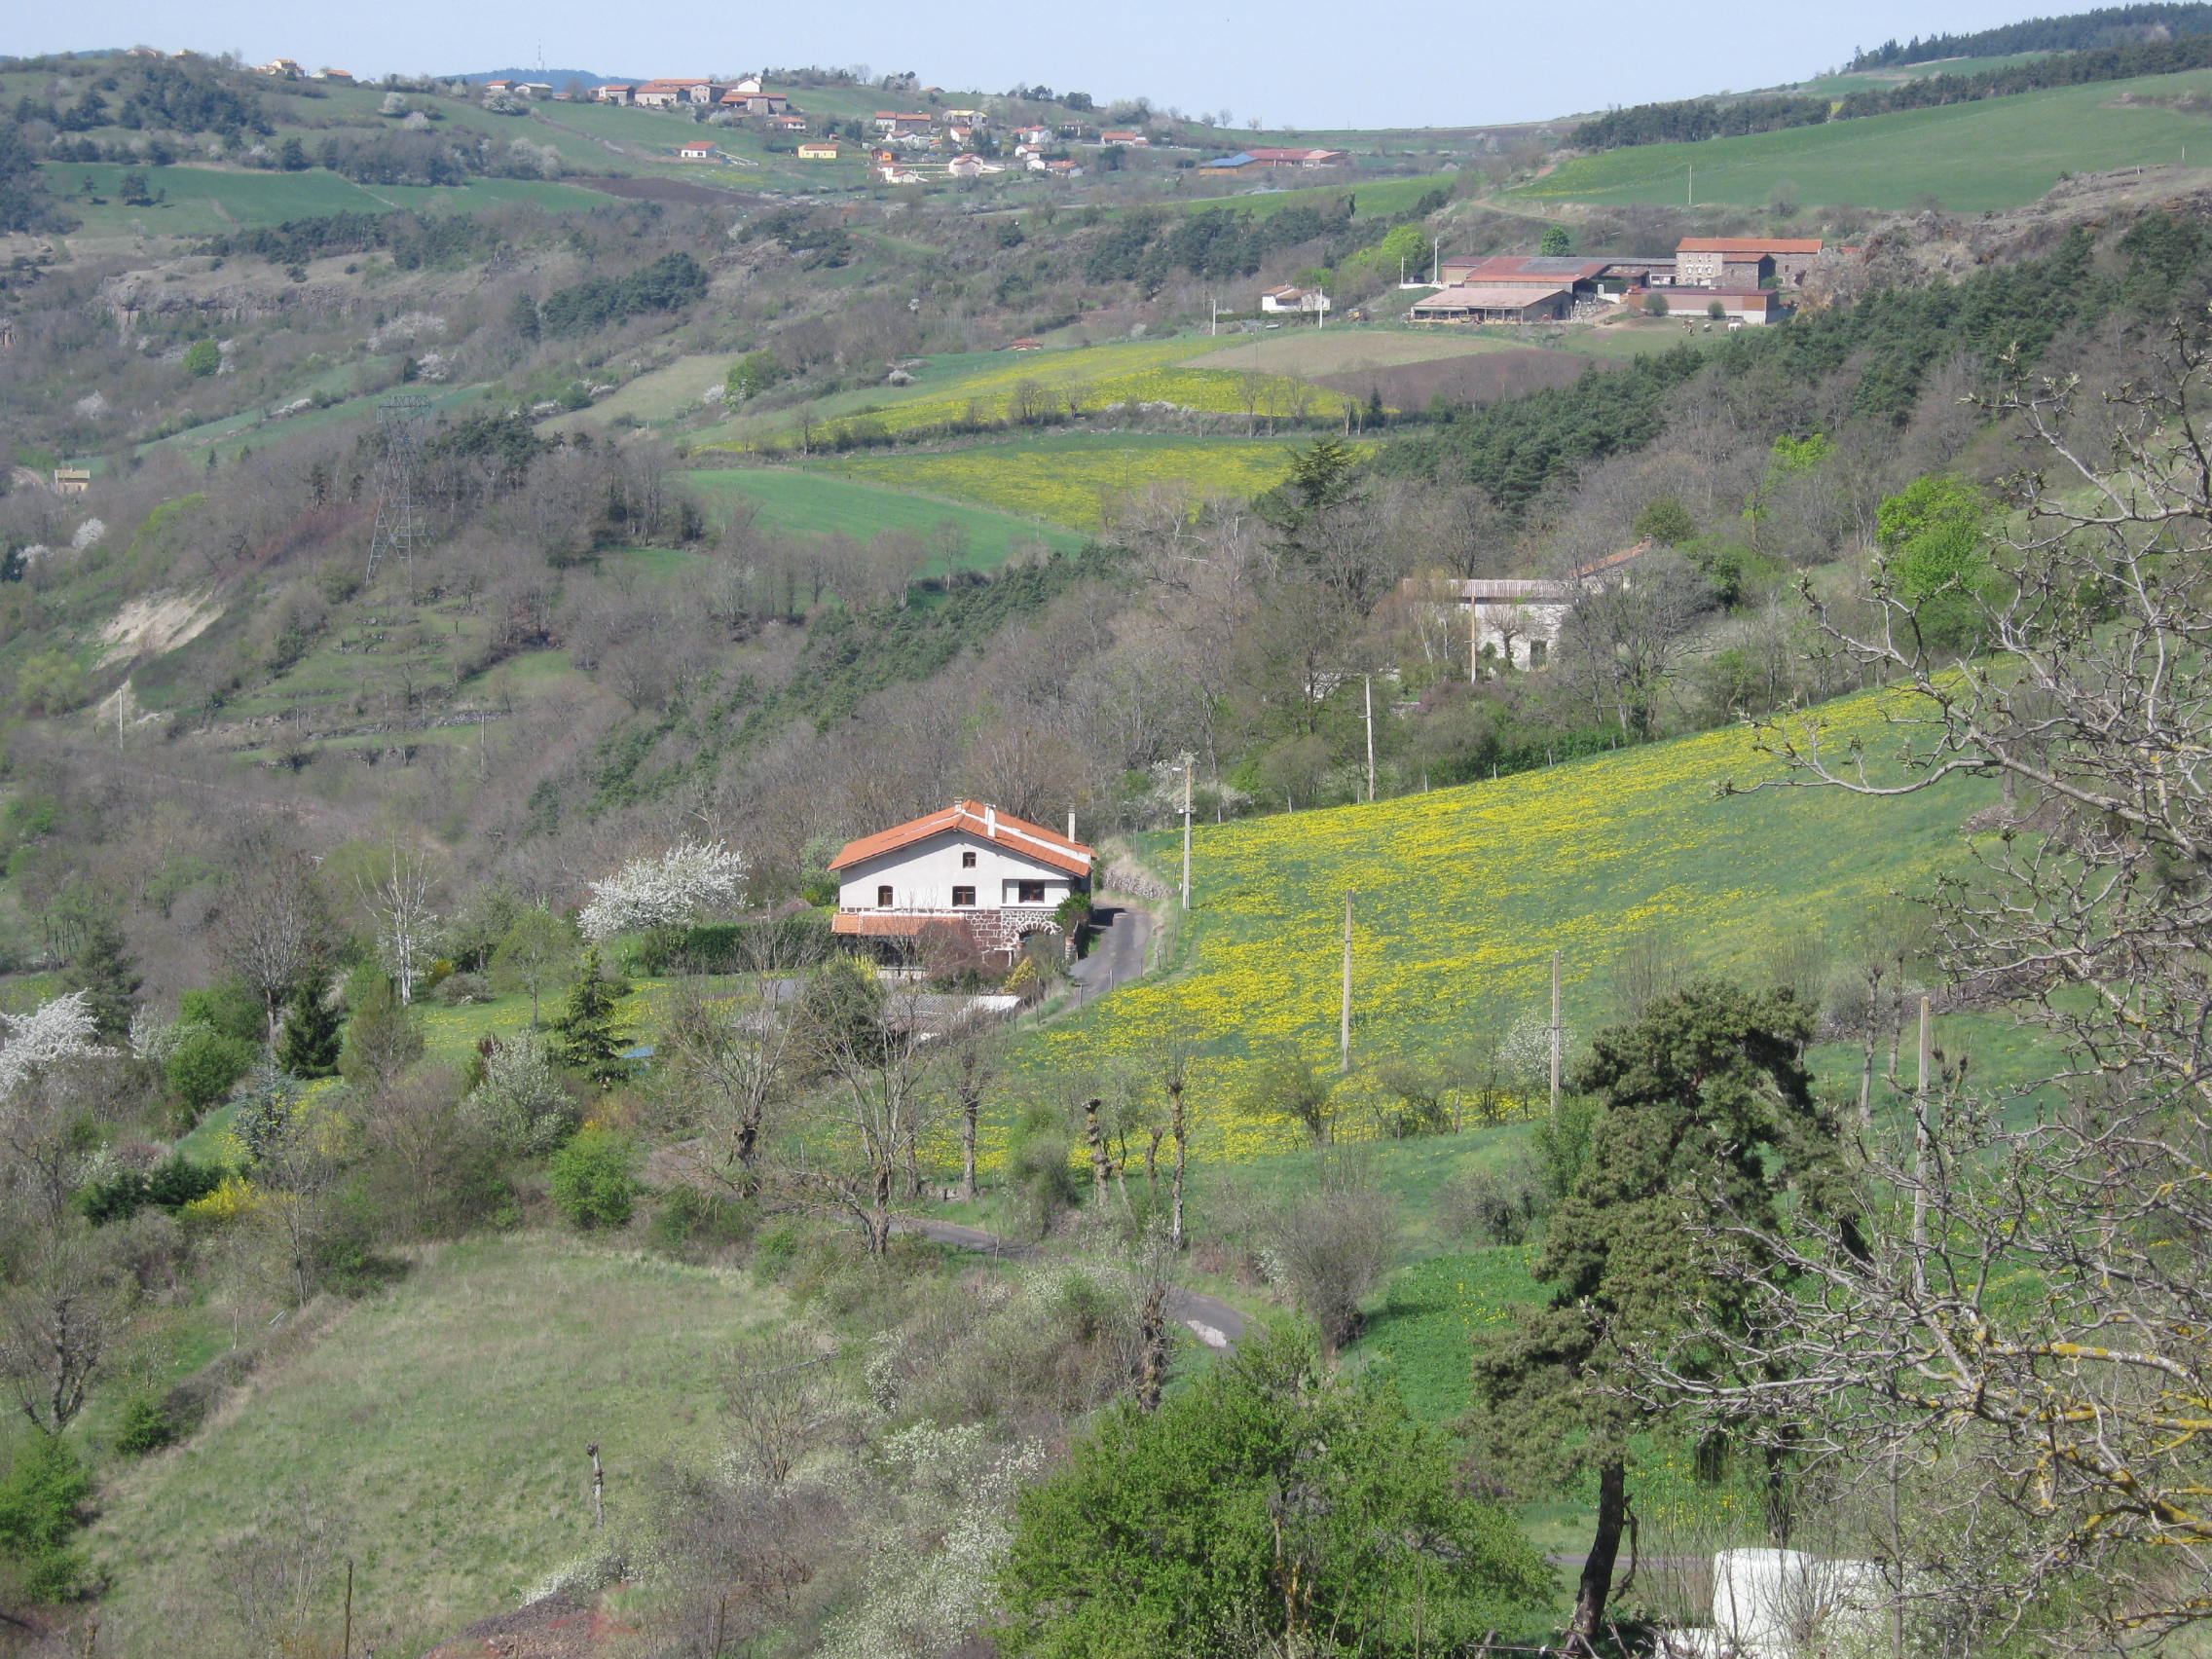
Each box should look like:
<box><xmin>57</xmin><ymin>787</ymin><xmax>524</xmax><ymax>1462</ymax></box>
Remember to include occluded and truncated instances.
<box><xmin>1024</xmin><ymin>690</ymin><xmax>1994</xmax><ymax>1162</ymax></box>
<box><xmin>716</xmin><ymin>340</ymin><xmax>1355</xmax><ymax>451</ymax></box>
<box><xmin>816</xmin><ymin>439</ymin><xmax>1311</xmax><ymax>530</ymax></box>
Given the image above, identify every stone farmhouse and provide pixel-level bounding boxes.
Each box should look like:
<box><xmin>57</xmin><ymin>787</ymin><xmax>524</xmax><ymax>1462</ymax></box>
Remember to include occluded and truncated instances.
<box><xmin>830</xmin><ymin>800</ymin><xmax>1092</xmax><ymax>961</ymax></box>
<box><xmin>1674</xmin><ymin>237</ymin><xmax>1825</xmax><ymax>287</ymax></box>
<box><xmin>1407</xmin><ymin>539</ymin><xmax>1654</xmax><ymax>670</ymax></box>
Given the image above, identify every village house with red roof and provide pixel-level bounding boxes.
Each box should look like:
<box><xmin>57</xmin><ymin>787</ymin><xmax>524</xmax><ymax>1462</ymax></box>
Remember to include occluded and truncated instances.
<box><xmin>829</xmin><ymin>801</ymin><xmax>1091</xmax><ymax>958</ymax></box>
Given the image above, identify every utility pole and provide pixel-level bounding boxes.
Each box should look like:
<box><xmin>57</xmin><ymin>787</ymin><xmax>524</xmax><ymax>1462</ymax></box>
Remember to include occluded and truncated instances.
<box><xmin>1911</xmin><ymin>996</ymin><xmax>1932</xmax><ymax>1292</ymax></box>
<box><xmin>1340</xmin><ymin>892</ymin><xmax>1354</xmax><ymax>1073</ymax></box>
<box><xmin>1362</xmin><ymin>674</ymin><xmax>1376</xmax><ymax>802</ymax></box>
<box><xmin>1432</xmin><ymin>236</ymin><xmax>1441</xmax><ymax>284</ymax></box>
<box><xmin>342</xmin><ymin>1561</ymin><xmax>353</xmax><ymax>1659</ymax></box>
<box><xmin>1549</xmin><ymin>949</ymin><xmax>1563</xmax><ymax>1115</ymax></box>
<box><xmin>1687</xmin><ymin>164</ymin><xmax>1694</xmax><ymax>207</ymax></box>
<box><xmin>1180</xmin><ymin>755</ymin><xmax>1194</xmax><ymax>910</ymax></box>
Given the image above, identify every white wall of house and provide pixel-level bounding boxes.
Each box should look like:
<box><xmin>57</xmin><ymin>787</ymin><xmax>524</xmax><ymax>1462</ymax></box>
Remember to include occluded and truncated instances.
<box><xmin>1472</xmin><ymin>598</ymin><xmax>1570</xmax><ymax>668</ymax></box>
<box><xmin>837</xmin><ymin>830</ymin><xmax>1078</xmax><ymax>913</ymax></box>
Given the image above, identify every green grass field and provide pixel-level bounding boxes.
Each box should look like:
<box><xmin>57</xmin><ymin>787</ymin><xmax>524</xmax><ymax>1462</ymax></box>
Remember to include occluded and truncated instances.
<box><xmin>1512</xmin><ymin>71</ymin><xmax>2212</xmax><ymax>210</ymax></box>
<box><xmin>686</xmin><ymin>466</ymin><xmax>1087</xmax><ymax>569</ymax></box>
<box><xmin>812</xmin><ymin>432</ymin><xmax>1317</xmax><ymax>529</ymax></box>
<box><xmin>40</xmin><ymin>163</ymin><xmax>608</xmax><ymax>238</ymax></box>
<box><xmin>86</xmin><ymin>1235</ymin><xmax>784</xmax><ymax>1657</ymax></box>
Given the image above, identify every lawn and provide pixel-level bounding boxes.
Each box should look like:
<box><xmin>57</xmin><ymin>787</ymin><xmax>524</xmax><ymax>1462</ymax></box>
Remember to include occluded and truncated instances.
<box><xmin>86</xmin><ymin>1234</ymin><xmax>785</xmax><ymax>1657</ymax></box>
<box><xmin>686</xmin><ymin>466</ymin><xmax>1086</xmax><ymax>570</ymax></box>
<box><xmin>1511</xmin><ymin>70</ymin><xmax>2212</xmax><ymax>210</ymax></box>
<box><xmin>1022</xmin><ymin>689</ymin><xmax>2009</xmax><ymax>1159</ymax></box>
<box><xmin>812</xmin><ymin>433</ymin><xmax>1319</xmax><ymax>529</ymax></box>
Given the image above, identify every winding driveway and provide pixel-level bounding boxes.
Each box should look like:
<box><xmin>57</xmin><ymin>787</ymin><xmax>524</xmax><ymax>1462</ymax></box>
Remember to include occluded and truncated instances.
<box><xmin>1066</xmin><ymin>904</ymin><xmax>1153</xmax><ymax>1007</ymax></box>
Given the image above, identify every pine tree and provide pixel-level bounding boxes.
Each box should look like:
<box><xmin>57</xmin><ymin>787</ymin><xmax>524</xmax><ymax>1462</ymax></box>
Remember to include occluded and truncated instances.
<box><xmin>64</xmin><ymin>914</ymin><xmax>141</xmax><ymax>1041</ymax></box>
<box><xmin>276</xmin><ymin>972</ymin><xmax>343</xmax><ymax>1079</ymax></box>
<box><xmin>1465</xmin><ymin>981</ymin><xmax>1854</xmax><ymax>1643</ymax></box>
<box><xmin>339</xmin><ymin>975</ymin><xmax>424</xmax><ymax>1089</ymax></box>
<box><xmin>550</xmin><ymin>946</ymin><xmax>632</xmax><ymax>1084</ymax></box>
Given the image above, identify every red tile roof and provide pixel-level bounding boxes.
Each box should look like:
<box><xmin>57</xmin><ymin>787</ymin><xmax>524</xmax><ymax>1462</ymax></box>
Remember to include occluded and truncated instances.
<box><xmin>830</xmin><ymin>800</ymin><xmax>1093</xmax><ymax>878</ymax></box>
<box><xmin>1677</xmin><ymin>238</ymin><xmax>1824</xmax><ymax>254</ymax></box>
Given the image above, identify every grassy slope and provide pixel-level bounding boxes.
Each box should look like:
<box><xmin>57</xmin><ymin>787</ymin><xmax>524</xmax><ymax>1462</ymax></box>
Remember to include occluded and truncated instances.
<box><xmin>702</xmin><ymin>340</ymin><xmax>1357</xmax><ymax>451</ymax></box>
<box><xmin>686</xmin><ymin>466</ymin><xmax>1086</xmax><ymax>568</ymax></box>
<box><xmin>40</xmin><ymin>163</ymin><xmax>607</xmax><ymax>238</ymax></box>
<box><xmin>1027</xmin><ymin>690</ymin><xmax>2020</xmax><ymax>1161</ymax></box>
<box><xmin>1512</xmin><ymin>70</ymin><xmax>2212</xmax><ymax>210</ymax></box>
<box><xmin>811</xmin><ymin>432</ymin><xmax>1315</xmax><ymax>529</ymax></box>
<box><xmin>88</xmin><ymin>1235</ymin><xmax>783</xmax><ymax>1657</ymax></box>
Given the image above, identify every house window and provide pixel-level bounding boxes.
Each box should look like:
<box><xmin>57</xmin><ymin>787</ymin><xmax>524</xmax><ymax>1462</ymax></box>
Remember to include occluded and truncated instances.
<box><xmin>876</xmin><ymin>885</ymin><xmax>895</xmax><ymax>908</ymax></box>
<box><xmin>951</xmin><ymin>886</ymin><xmax>977</xmax><ymax>907</ymax></box>
<box><xmin>961</xmin><ymin>850</ymin><xmax>977</xmax><ymax>867</ymax></box>
<box><xmin>1016</xmin><ymin>881</ymin><xmax>1046</xmax><ymax>903</ymax></box>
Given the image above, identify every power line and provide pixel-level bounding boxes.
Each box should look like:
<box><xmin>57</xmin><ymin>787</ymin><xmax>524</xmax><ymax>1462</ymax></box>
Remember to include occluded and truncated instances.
<box><xmin>365</xmin><ymin>392</ymin><xmax>431</xmax><ymax>588</ymax></box>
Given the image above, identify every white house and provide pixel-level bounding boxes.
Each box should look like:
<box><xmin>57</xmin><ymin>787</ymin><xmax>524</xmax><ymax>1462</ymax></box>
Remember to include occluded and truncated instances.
<box><xmin>1260</xmin><ymin>285</ymin><xmax>1331</xmax><ymax>315</ymax></box>
<box><xmin>830</xmin><ymin>800</ymin><xmax>1091</xmax><ymax>958</ymax></box>
<box><xmin>1410</xmin><ymin>538</ymin><xmax>1654</xmax><ymax>671</ymax></box>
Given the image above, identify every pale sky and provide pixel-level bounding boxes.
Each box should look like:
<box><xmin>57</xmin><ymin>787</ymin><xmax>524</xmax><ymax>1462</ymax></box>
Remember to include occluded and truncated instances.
<box><xmin>15</xmin><ymin>0</ymin><xmax>2061</xmax><ymax>128</ymax></box>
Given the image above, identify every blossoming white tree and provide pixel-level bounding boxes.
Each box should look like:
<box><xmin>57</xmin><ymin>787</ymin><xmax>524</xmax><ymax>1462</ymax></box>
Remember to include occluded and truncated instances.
<box><xmin>0</xmin><ymin>989</ymin><xmax>111</xmax><ymax>1098</ymax></box>
<box><xmin>578</xmin><ymin>841</ymin><xmax>748</xmax><ymax>943</ymax></box>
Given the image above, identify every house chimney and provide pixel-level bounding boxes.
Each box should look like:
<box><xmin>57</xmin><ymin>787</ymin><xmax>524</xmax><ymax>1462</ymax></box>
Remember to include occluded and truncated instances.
<box><xmin>985</xmin><ymin>803</ymin><xmax>997</xmax><ymax>837</ymax></box>
<box><xmin>1067</xmin><ymin>809</ymin><xmax>1076</xmax><ymax>841</ymax></box>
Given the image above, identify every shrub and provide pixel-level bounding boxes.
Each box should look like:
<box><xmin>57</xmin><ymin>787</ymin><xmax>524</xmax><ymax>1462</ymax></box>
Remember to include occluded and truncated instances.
<box><xmin>0</xmin><ymin>1435</ymin><xmax>92</xmax><ymax>1601</ymax></box>
<box><xmin>649</xmin><ymin>1185</ymin><xmax>755</xmax><ymax>1257</ymax></box>
<box><xmin>181</xmin><ymin>339</ymin><xmax>221</xmax><ymax>377</ymax></box>
<box><xmin>1438</xmin><ymin>1162</ymin><xmax>1544</xmax><ymax>1245</ymax></box>
<box><xmin>462</xmin><ymin>1030</ymin><xmax>577</xmax><ymax>1157</ymax></box>
<box><xmin>114</xmin><ymin>1394</ymin><xmax>180</xmax><ymax>1456</ymax></box>
<box><xmin>1267</xmin><ymin>1172</ymin><xmax>1399</xmax><ymax>1352</ymax></box>
<box><xmin>549</xmin><ymin>1124</ymin><xmax>641</xmax><ymax>1229</ymax></box>
<box><xmin>165</xmin><ymin>1026</ymin><xmax>255</xmax><ymax>1116</ymax></box>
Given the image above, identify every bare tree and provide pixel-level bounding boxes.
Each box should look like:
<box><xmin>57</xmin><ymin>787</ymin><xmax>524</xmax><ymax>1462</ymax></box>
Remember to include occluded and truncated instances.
<box><xmin>357</xmin><ymin>842</ymin><xmax>441</xmax><ymax>1005</ymax></box>
<box><xmin>792</xmin><ymin>967</ymin><xmax>936</xmax><ymax>1254</ymax></box>
<box><xmin>942</xmin><ymin>1020</ymin><xmax>1003</xmax><ymax>1202</ymax></box>
<box><xmin>1659</xmin><ymin>320</ymin><xmax>2212</xmax><ymax>1650</ymax></box>
<box><xmin>1558</xmin><ymin>551</ymin><xmax>1714</xmax><ymax>737</ymax></box>
<box><xmin>667</xmin><ymin>976</ymin><xmax>799</xmax><ymax>1199</ymax></box>
<box><xmin>217</xmin><ymin>853</ymin><xmax>331</xmax><ymax>1043</ymax></box>
<box><xmin>0</xmin><ymin>1238</ymin><xmax>126</xmax><ymax>1436</ymax></box>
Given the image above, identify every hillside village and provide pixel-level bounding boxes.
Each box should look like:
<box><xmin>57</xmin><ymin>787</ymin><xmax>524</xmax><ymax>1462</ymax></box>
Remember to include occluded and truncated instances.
<box><xmin>4</xmin><ymin>12</ymin><xmax>2212</xmax><ymax>1659</ymax></box>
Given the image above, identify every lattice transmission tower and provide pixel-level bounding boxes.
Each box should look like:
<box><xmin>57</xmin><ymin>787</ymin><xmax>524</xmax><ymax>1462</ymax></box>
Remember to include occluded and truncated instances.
<box><xmin>365</xmin><ymin>392</ymin><xmax>431</xmax><ymax>586</ymax></box>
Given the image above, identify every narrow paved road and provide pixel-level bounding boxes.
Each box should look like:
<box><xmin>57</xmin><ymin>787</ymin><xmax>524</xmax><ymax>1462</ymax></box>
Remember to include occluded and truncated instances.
<box><xmin>1067</xmin><ymin>904</ymin><xmax>1152</xmax><ymax>1007</ymax></box>
<box><xmin>891</xmin><ymin>1215</ymin><xmax>1246</xmax><ymax>1350</ymax></box>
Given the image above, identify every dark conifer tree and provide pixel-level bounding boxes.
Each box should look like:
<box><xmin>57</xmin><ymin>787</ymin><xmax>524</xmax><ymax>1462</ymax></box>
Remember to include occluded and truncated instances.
<box><xmin>276</xmin><ymin>972</ymin><xmax>344</xmax><ymax>1079</ymax></box>
<box><xmin>65</xmin><ymin>913</ymin><xmax>142</xmax><ymax>1041</ymax></box>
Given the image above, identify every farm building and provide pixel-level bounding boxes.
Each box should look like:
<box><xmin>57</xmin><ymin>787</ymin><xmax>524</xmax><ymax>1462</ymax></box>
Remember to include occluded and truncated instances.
<box><xmin>1407</xmin><ymin>283</ymin><xmax>1573</xmax><ymax>323</ymax></box>
<box><xmin>1260</xmin><ymin>285</ymin><xmax>1332</xmax><ymax>314</ymax></box>
<box><xmin>1247</xmin><ymin>146</ymin><xmax>1349</xmax><ymax>167</ymax></box>
<box><xmin>677</xmin><ymin>140</ymin><xmax>719</xmax><ymax>162</ymax></box>
<box><xmin>830</xmin><ymin>800</ymin><xmax>1092</xmax><ymax>960</ymax></box>
<box><xmin>1642</xmin><ymin>288</ymin><xmax>1787</xmax><ymax>324</ymax></box>
<box><xmin>1674</xmin><ymin>237</ymin><xmax>1825</xmax><ymax>287</ymax></box>
<box><xmin>1408</xmin><ymin>539</ymin><xmax>1655</xmax><ymax>670</ymax></box>
<box><xmin>874</xmin><ymin>111</ymin><xmax>935</xmax><ymax>134</ymax></box>
<box><xmin>797</xmin><ymin>140</ymin><xmax>842</xmax><ymax>160</ymax></box>
<box><xmin>1438</xmin><ymin>254</ymin><xmax>1670</xmax><ymax>296</ymax></box>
